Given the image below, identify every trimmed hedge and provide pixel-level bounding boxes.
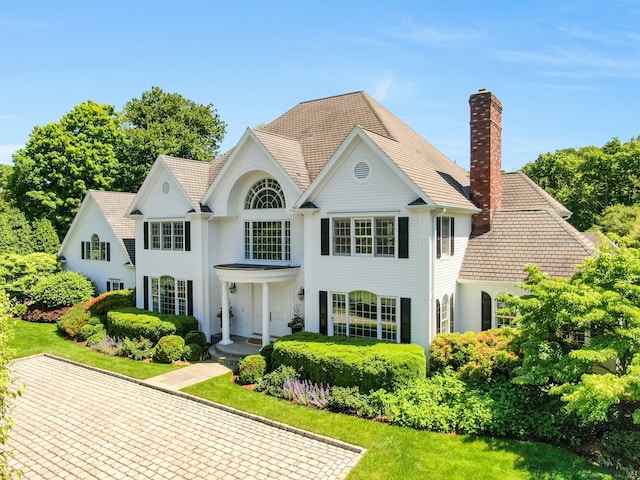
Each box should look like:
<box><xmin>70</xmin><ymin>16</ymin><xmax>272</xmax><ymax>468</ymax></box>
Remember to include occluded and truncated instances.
<box><xmin>236</xmin><ymin>354</ymin><xmax>267</xmax><ymax>385</ymax></box>
<box><xmin>106</xmin><ymin>308</ymin><xmax>198</xmax><ymax>342</ymax></box>
<box><xmin>184</xmin><ymin>330</ymin><xmax>207</xmax><ymax>347</ymax></box>
<box><xmin>271</xmin><ymin>332</ymin><xmax>426</xmax><ymax>393</ymax></box>
<box><xmin>57</xmin><ymin>304</ymin><xmax>93</xmax><ymax>339</ymax></box>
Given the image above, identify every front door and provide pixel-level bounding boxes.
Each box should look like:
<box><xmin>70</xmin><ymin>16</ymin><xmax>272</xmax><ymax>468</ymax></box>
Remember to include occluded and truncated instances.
<box><xmin>252</xmin><ymin>283</ymin><xmax>287</xmax><ymax>339</ymax></box>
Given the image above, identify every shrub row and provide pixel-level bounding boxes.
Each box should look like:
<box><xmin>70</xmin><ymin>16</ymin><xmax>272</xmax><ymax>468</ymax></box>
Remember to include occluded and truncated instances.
<box><xmin>105</xmin><ymin>308</ymin><xmax>198</xmax><ymax>343</ymax></box>
<box><xmin>270</xmin><ymin>332</ymin><xmax>426</xmax><ymax>393</ymax></box>
<box><xmin>85</xmin><ymin>290</ymin><xmax>135</xmax><ymax>316</ymax></box>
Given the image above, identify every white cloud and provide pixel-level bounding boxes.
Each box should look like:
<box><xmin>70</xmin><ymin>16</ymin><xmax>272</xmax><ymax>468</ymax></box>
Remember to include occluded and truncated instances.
<box><xmin>392</xmin><ymin>20</ymin><xmax>484</xmax><ymax>47</ymax></box>
<box><xmin>0</xmin><ymin>144</ymin><xmax>23</xmax><ymax>165</ymax></box>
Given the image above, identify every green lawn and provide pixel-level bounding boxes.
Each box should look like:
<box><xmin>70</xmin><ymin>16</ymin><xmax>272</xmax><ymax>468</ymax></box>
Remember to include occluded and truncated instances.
<box><xmin>183</xmin><ymin>376</ymin><xmax>616</xmax><ymax>480</ymax></box>
<box><xmin>8</xmin><ymin>319</ymin><xmax>618</xmax><ymax>479</ymax></box>
<box><xmin>9</xmin><ymin>319</ymin><xmax>182</xmax><ymax>379</ymax></box>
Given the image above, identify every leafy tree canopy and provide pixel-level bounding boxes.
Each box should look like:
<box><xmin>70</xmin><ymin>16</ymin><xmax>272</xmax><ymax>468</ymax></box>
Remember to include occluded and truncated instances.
<box><xmin>118</xmin><ymin>86</ymin><xmax>226</xmax><ymax>191</ymax></box>
<box><xmin>7</xmin><ymin>101</ymin><xmax>123</xmax><ymax>236</ymax></box>
<box><xmin>522</xmin><ymin>137</ymin><xmax>640</xmax><ymax>231</ymax></box>
<box><xmin>6</xmin><ymin>87</ymin><xmax>226</xmax><ymax>237</ymax></box>
<box><xmin>0</xmin><ymin>203</ymin><xmax>60</xmax><ymax>255</ymax></box>
<box><xmin>506</xmin><ymin>242</ymin><xmax>640</xmax><ymax>424</ymax></box>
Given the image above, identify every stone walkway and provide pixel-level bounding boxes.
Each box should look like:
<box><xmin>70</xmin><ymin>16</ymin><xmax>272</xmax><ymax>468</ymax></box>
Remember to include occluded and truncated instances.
<box><xmin>8</xmin><ymin>355</ymin><xmax>365</xmax><ymax>479</ymax></box>
<box><xmin>143</xmin><ymin>360</ymin><xmax>232</xmax><ymax>391</ymax></box>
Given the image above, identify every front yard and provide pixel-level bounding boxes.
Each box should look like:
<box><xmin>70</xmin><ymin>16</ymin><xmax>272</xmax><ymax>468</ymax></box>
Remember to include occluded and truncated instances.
<box><xmin>8</xmin><ymin>319</ymin><xmax>618</xmax><ymax>480</ymax></box>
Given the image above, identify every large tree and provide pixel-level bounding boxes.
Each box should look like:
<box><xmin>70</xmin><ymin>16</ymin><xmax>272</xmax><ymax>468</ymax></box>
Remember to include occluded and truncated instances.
<box><xmin>118</xmin><ymin>86</ymin><xmax>226</xmax><ymax>191</ymax></box>
<box><xmin>523</xmin><ymin>137</ymin><xmax>640</xmax><ymax>231</ymax></box>
<box><xmin>7</xmin><ymin>101</ymin><xmax>123</xmax><ymax>236</ymax></box>
<box><xmin>506</xmin><ymin>243</ymin><xmax>640</xmax><ymax>424</ymax></box>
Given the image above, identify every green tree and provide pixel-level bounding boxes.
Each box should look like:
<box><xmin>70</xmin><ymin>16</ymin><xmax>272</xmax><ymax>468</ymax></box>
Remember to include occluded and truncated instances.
<box><xmin>0</xmin><ymin>289</ymin><xmax>20</xmax><ymax>479</ymax></box>
<box><xmin>29</xmin><ymin>218</ymin><xmax>60</xmax><ymax>254</ymax></box>
<box><xmin>118</xmin><ymin>86</ymin><xmax>226</xmax><ymax>191</ymax></box>
<box><xmin>7</xmin><ymin>101</ymin><xmax>123</xmax><ymax>237</ymax></box>
<box><xmin>507</xmin><ymin>243</ymin><xmax>640</xmax><ymax>424</ymax></box>
<box><xmin>0</xmin><ymin>253</ymin><xmax>60</xmax><ymax>303</ymax></box>
<box><xmin>0</xmin><ymin>206</ymin><xmax>33</xmax><ymax>254</ymax></box>
<box><xmin>523</xmin><ymin>137</ymin><xmax>640</xmax><ymax>231</ymax></box>
<box><xmin>597</xmin><ymin>204</ymin><xmax>640</xmax><ymax>241</ymax></box>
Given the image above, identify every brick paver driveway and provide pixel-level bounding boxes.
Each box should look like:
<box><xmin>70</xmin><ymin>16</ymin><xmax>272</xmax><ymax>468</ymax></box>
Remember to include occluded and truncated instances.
<box><xmin>9</xmin><ymin>355</ymin><xmax>364</xmax><ymax>479</ymax></box>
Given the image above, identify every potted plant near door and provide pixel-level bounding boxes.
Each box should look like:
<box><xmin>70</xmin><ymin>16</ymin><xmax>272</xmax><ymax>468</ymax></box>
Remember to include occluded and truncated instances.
<box><xmin>288</xmin><ymin>305</ymin><xmax>304</xmax><ymax>333</ymax></box>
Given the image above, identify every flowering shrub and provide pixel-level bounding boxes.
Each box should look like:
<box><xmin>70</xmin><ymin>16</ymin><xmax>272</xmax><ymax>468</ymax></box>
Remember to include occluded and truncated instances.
<box><xmin>23</xmin><ymin>306</ymin><xmax>70</xmax><ymax>323</ymax></box>
<box><xmin>429</xmin><ymin>329</ymin><xmax>522</xmax><ymax>382</ymax></box>
<box><xmin>89</xmin><ymin>335</ymin><xmax>124</xmax><ymax>356</ymax></box>
<box><xmin>256</xmin><ymin>365</ymin><xmax>299</xmax><ymax>397</ymax></box>
<box><xmin>282</xmin><ymin>379</ymin><xmax>330</xmax><ymax>408</ymax></box>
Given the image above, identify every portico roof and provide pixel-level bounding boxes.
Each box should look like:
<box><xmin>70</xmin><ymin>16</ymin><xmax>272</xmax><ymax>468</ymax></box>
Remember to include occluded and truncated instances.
<box><xmin>214</xmin><ymin>263</ymin><xmax>300</xmax><ymax>283</ymax></box>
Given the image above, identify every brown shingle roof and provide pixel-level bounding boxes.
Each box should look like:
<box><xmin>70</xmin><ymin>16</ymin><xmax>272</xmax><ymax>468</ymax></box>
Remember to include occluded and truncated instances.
<box><xmin>160</xmin><ymin>155</ymin><xmax>212</xmax><ymax>212</ymax></box>
<box><xmin>251</xmin><ymin>129</ymin><xmax>310</xmax><ymax>190</ymax></box>
<box><xmin>459</xmin><ymin>208</ymin><xmax>596</xmax><ymax>282</ymax></box>
<box><xmin>89</xmin><ymin>190</ymin><xmax>136</xmax><ymax>264</ymax></box>
<box><xmin>257</xmin><ymin>91</ymin><xmax>474</xmax><ymax>209</ymax></box>
<box><xmin>501</xmin><ymin>171</ymin><xmax>571</xmax><ymax>217</ymax></box>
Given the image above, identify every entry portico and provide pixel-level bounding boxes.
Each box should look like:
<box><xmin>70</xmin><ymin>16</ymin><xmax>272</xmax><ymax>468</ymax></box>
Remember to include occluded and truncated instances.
<box><xmin>214</xmin><ymin>263</ymin><xmax>300</xmax><ymax>347</ymax></box>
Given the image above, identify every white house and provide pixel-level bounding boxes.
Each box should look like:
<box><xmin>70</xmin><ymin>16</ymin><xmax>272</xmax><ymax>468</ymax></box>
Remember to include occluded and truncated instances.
<box><xmin>65</xmin><ymin>89</ymin><xmax>596</xmax><ymax>349</ymax></box>
<box><xmin>59</xmin><ymin>190</ymin><xmax>136</xmax><ymax>293</ymax></box>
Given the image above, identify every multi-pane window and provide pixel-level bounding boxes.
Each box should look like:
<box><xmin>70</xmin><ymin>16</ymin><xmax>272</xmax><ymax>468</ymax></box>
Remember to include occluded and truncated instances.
<box><xmin>333</xmin><ymin>219</ymin><xmax>351</xmax><ymax>255</ymax></box>
<box><xmin>331</xmin><ymin>290</ymin><xmax>398</xmax><ymax>342</ymax></box>
<box><xmin>244</xmin><ymin>221</ymin><xmax>291</xmax><ymax>261</ymax></box>
<box><xmin>245</xmin><ymin>178</ymin><xmax>284</xmax><ymax>209</ymax></box>
<box><xmin>496</xmin><ymin>297</ymin><xmax>516</xmax><ymax>328</ymax></box>
<box><xmin>440</xmin><ymin>294</ymin><xmax>450</xmax><ymax>334</ymax></box>
<box><xmin>149</xmin><ymin>221</ymin><xmax>186</xmax><ymax>251</ymax></box>
<box><xmin>83</xmin><ymin>234</ymin><xmax>108</xmax><ymax>261</ymax></box>
<box><xmin>436</xmin><ymin>216</ymin><xmax>455</xmax><ymax>258</ymax></box>
<box><xmin>150</xmin><ymin>275</ymin><xmax>188</xmax><ymax>315</ymax></box>
<box><xmin>332</xmin><ymin>217</ymin><xmax>395</xmax><ymax>257</ymax></box>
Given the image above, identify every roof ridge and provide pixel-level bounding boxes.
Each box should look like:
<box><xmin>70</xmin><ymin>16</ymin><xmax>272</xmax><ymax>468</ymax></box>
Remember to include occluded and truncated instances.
<box><xmin>160</xmin><ymin>154</ymin><xmax>213</xmax><ymax>166</ymax></box>
<box><xmin>251</xmin><ymin>127</ymin><xmax>299</xmax><ymax>143</ymax></box>
<box><xmin>545</xmin><ymin>208</ymin><xmax>596</xmax><ymax>256</ymax></box>
<box><xmin>297</xmin><ymin>90</ymin><xmax>365</xmax><ymax>105</ymax></box>
<box><xmin>360</xmin><ymin>93</ymin><xmax>396</xmax><ymax>141</ymax></box>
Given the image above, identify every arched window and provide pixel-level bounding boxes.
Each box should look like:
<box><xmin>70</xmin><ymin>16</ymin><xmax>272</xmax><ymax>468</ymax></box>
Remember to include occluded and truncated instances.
<box><xmin>83</xmin><ymin>234</ymin><xmax>108</xmax><ymax>261</ymax></box>
<box><xmin>441</xmin><ymin>294</ymin><xmax>450</xmax><ymax>334</ymax></box>
<box><xmin>91</xmin><ymin>234</ymin><xmax>100</xmax><ymax>260</ymax></box>
<box><xmin>245</xmin><ymin>178</ymin><xmax>284</xmax><ymax>209</ymax></box>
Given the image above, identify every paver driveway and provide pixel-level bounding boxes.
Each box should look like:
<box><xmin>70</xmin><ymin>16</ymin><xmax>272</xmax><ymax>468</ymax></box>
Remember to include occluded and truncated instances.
<box><xmin>8</xmin><ymin>355</ymin><xmax>364</xmax><ymax>479</ymax></box>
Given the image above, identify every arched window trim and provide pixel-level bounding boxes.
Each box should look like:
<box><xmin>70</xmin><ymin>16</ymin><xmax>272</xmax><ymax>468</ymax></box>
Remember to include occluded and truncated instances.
<box><xmin>441</xmin><ymin>294</ymin><xmax>450</xmax><ymax>334</ymax></box>
<box><xmin>245</xmin><ymin>178</ymin><xmax>285</xmax><ymax>210</ymax></box>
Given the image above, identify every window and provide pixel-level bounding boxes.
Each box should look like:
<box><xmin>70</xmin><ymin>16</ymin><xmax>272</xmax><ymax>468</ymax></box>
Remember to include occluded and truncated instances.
<box><xmin>496</xmin><ymin>296</ymin><xmax>516</xmax><ymax>328</ymax></box>
<box><xmin>245</xmin><ymin>178</ymin><xmax>284</xmax><ymax>209</ymax></box>
<box><xmin>331</xmin><ymin>290</ymin><xmax>398</xmax><ymax>342</ymax></box>
<box><xmin>81</xmin><ymin>234</ymin><xmax>109</xmax><ymax>261</ymax></box>
<box><xmin>331</xmin><ymin>217</ymin><xmax>395</xmax><ymax>257</ymax></box>
<box><xmin>106</xmin><ymin>279</ymin><xmax>124</xmax><ymax>291</ymax></box>
<box><xmin>436</xmin><ymin>216</ymin><xmax>455</xmax><ymax>258</ymax></box>
<box><xmin>148</xmin><ymin>221</ymin><xmax>188</xmax><ymax>251</ymax></box>
<box><xmin>440</xmin><ymin>294</ymin><xmax>450</xmax><ymax>334</ymax></box>
<box><xmin>244</xmin><ymin>221</ymin><xmax>291</xmax><ymax>261</ymax></box>
<box><xmin>150</xmin><ymin>276</ymin><xmax>190</xmax><ymax>315</ymax></box>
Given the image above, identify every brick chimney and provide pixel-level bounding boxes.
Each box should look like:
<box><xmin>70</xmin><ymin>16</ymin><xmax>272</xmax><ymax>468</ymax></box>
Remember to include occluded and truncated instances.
<box><xmin>469</xmin><ymin>89</ymin><xmax>503</xmax><ymax>235</ymax></box>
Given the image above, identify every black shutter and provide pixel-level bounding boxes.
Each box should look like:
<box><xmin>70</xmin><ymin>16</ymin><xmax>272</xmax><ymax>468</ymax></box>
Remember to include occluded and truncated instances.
<box><xmin>144</xmin><ymin>222</ymin><xmax>149</xmax><ymax>249</ymax></box>
<box><xmin>106</xmin><ymin>281</ymin><xmax>111</xmax><ymax>292</ymax></box>
<box><xmin>450</xmin><ymin>294</ymin><xmax>454</xmax><ymax>333</ymax></box>
<box><xmin>481</xmin><ymin>291</ymin><xmax>492</xmax><ymax>331</ymax></box>
<box><xmin>143</xmin><ymin>276</ymin><xmax>149</xmax><ymax>310</ymax></box>
<box><xmin>187</xmin><ymin>280</ymin><xmax>193</xmax><ymax>316</ymax></box>
<box><xmin>185</xmin><ymin>222</ymin><xmax>191</xmax><ymax>251</ymax></box>
<box><xmin>319</xmin><ymin>290</ymin><xmax>328</xmax><ymax>335</ymax></box>
<box><xmin>320</xmin><ymin>218</ymin><xmax>329</xmax><ymax>256</ymax></box>
<box><xmin>436</xmin><ymin>217</ymin><xmax>442</xmax><ymax>259</ymax></box>
<box><xmin>436</xmin><ymin>300</ymin><xmax>441</xmax><ymax>334</ymax></box>
<box><xmin>398</xmin><ymin>217</ymin><xmax>409</xmax><ymax>259</ymax></box>
<box><xmin>450</xmin><ymin>218</ymin><xmax>455</xmax><ymax>256</ymax></box>
<box><xmin>81</xmin><ymin>242</ymin><xmax>85</xmax><ymax>259</ymax></box>
<box><xmin>106</xmin><ymin>243</ymin><xmax>111</xmax><ymax>261</ymax></box>
<box><xmin>400</xmin><ymin>297</ymin><xmax>411</xmax><ymax>343</ymax></box>
<box><xmin>119</xmin><ymin>282</ymin><xmax>124</xmax><ymax>290</ymax></box>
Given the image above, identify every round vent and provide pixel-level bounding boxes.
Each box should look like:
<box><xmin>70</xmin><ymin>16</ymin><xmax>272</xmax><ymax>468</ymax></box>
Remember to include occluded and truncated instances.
<box><xmin>161</xmin><ymin>181</ymin><xmax>170</xmax><ymax>194</ymax></box>
<box><xmin>353</xmin><ymin>161</ymin><xmax>371</xmax><ymax>182</ymax></box>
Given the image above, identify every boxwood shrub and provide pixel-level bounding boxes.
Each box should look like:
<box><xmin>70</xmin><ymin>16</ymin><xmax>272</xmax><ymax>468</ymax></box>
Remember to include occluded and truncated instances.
<box><xmin>271</xmin><ymin>332</ymin><xmax>426</xmax><ymax>393</ymax></box>
<box><xmin>153</xmin><ymin>335</ymin><xmax>185</xmax><ymax>364</ymax></box>
<box><xmin>236</xmin><ymin>354</ymin><xmax>267</xmax><ymax>385</ymax></box>
<box><xmin>57</xmin><ymin>304</ymin><xmax>93</xmax><ymax>339</ymax></box>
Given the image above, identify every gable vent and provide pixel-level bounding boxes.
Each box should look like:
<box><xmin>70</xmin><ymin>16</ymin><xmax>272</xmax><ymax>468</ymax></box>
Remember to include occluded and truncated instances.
<box><xmin>354</xmin><ymin>161</ymin><xmax>371</xmax><ymax>182</ymax></box>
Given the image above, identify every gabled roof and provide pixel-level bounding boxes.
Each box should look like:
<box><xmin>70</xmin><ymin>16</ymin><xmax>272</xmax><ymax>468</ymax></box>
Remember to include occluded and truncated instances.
<box><xmin>251</xmin><ymin>91</ymin><xmax>474</xmax><ymax>209</ymax></box>
<box><xmin>501</xmin><ymin>171</ymin><xmax>571</xmax><ymax>218</ymax></box>
<box><xmin>160</xmin><ymin>155</ymin><xmax>212</xmax><ymax>212</ymax></box>
<box><xmin>61</xmin><ymin>190</ymin><xmax>137</xmax><ymax>264</ymax></box>
<box><xmin>459</xmin><ymin>171</ymin><xmax>596</xmax><ymax>282</ymax></box>
<box><xmin>250</xmin><ymin>129</ymin><xmax>311</xmax><ymax>190</ymax></box>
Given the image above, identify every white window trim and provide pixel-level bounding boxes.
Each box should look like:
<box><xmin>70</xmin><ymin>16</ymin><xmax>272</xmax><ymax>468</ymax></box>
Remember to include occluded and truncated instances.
<box><xmin>329</xmin><ymin>290</ymin><xmax>399</xmax><ymax>343</ymax></box>
<box><xmin>244</xmin><ymin>219</ymin><xmax>291</xmax><ymax>262</ymax></box>
<box><xmin>331</xmin><ymin>216</ymin><xmax>397</xmax><ymax>258</ymax></box>
<box><xmin>149</xmin><ymin>220</ymin><xmax>185</xmax><ymax>251</ymax></box>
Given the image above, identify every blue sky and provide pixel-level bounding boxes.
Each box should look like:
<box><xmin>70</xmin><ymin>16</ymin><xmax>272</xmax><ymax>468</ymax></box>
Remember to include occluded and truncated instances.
<box><xmin>1</xmin><ymin>1</ymin><xmax>638</xmax><ymax>171</ymax></box>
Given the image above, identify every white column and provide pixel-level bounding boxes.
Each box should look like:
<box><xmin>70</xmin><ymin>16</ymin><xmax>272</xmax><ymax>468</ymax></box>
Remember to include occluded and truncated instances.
<box><xmin>262</xmin><ymin>282</ymin><xmax>270</xmax><ymax>347</ymax></box>
<box><xmin>219</xmin><ymin>280</ymin><xmax>233</xmax><ymax>345</ymax></box>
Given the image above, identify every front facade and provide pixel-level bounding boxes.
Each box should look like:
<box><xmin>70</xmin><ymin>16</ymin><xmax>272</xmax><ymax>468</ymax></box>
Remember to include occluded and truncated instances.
<box><xmin>64</xmin><ymin>89</ymin><xmax>597</xmax><ymax>349</ymax></box>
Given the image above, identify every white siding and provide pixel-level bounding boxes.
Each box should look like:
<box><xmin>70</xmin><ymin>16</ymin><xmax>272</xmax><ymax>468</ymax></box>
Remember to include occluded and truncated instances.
<box><xmin>457</xmin><ymin>280</ymin><xmax>528</xmax><ymax>332</ymax></box>
<box><xmin>60</xmin><ymin>199</ymin><xmax>135</xmax><ymax>294</ymax></box>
